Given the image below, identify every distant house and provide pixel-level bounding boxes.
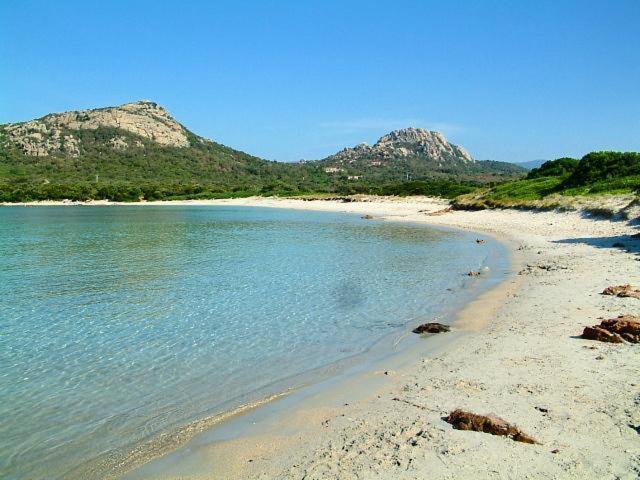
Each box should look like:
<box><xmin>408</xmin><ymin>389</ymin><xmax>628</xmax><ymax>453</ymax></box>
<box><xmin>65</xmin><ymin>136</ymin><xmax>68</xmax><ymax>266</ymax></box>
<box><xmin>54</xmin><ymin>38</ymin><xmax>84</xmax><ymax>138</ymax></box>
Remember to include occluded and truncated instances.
<box><xmin>370</xmin><ymin>160</ymin><xmax>383</xmax><ymax>166</ymax></box>
<box><xmin>324</xmin><ymin>167</ymin><xmax>343</xmax><ymax>173</ymax></box>
<box><xmin>347</xmin><ymin>175</ymin><xmax>362</xmax><ymax>180</ymax></box>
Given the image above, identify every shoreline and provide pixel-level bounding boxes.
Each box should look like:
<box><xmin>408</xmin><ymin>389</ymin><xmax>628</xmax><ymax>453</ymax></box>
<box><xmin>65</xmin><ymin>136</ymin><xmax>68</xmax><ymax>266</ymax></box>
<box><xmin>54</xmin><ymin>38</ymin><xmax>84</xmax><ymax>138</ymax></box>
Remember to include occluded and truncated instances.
<box><xmin>120</xmin><ymin>199</ymin><xmax>524</xmax><ymax>480</ymax></box>
<box><xmin>119</xmin><ymin>196</ymin><xmax>639</xmax><ymax>479</ymax></box>
<box><xmin>76</xmin><ymin>206</ymin><xmax>512</xmax><ymax>480</ymax></box>
<box><xmin>122</xmin><ymin>249</ymin><xmax>514</xmax><ymax>480</ymax></box>
<box><xmin>0</xmin><ymin>195</ymin><xmax>453</xmax><ymax>209</ymax></box>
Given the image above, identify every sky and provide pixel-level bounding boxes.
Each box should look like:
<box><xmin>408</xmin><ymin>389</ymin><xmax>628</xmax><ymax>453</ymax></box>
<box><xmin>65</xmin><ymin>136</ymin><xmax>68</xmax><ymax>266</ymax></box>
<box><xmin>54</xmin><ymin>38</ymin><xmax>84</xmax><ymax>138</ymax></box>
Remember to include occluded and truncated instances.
<box><xmin>1</xmin><ymin>0</ymin><xmax>639</xmax><ymax>163</ymax></box>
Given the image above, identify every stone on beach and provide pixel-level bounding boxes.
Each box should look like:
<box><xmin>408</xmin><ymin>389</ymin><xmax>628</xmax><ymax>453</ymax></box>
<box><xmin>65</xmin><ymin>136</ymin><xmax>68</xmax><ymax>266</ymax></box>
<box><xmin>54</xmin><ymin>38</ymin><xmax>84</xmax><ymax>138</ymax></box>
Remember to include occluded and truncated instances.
<box><xmin>412</xmin><ymin>322</ymin><xmax>451</xmax><ymax>334</ymax></box>
<box><xmin>581</xmin><ymin>315</ymin><xmax>640</xmax><ymax>343</ymax></box>
<box><xmin>601</xmin><ymin>284</ymin><xmax>640</xmax><ymax>299</ymax></box>
<box><xmin>445</xmin><ymin>409</ymin><xmax>539</xmax><ymax>444</ymax></box>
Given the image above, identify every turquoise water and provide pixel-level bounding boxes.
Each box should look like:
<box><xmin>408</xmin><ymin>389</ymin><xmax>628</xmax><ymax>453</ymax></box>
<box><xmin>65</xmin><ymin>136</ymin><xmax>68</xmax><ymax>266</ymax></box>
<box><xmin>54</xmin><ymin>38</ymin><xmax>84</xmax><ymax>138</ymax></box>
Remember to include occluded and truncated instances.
<box><xmin>0</xmin><ymin>206</ymin><xmax>505</xmax><ymax>479</ymax></box>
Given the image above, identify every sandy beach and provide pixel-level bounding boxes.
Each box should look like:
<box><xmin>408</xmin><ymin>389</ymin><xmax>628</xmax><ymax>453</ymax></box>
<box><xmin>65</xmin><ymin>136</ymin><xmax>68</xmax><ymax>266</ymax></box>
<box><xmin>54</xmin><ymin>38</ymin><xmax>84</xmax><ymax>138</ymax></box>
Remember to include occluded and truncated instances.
<box><xmin>73</xmin><ymin>195</ymin><xmax>636</xmax><ymax>480</ymax></box>
<box><xmin>4</xmin><ymin>196</ymin><xmax>640</xmax><ymax>478</ymax></box>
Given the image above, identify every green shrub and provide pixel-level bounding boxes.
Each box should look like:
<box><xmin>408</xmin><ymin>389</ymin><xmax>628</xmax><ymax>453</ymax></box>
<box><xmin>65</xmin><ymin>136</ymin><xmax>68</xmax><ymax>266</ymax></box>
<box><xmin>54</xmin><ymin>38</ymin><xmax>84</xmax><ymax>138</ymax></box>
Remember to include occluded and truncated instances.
<box><xmin>563</xmin><ymin>151</ymin><xmax>640</xmax><ymax>187</ymax></box>
<box><xmin>527</xmin><ymin>158</ymin><xmax>579</xmax><ymax>179</ymax></box>
<box><xmin>377</xmin><ymin>180</ymin><xmax>476</xmax><ymax>198</ymax></box>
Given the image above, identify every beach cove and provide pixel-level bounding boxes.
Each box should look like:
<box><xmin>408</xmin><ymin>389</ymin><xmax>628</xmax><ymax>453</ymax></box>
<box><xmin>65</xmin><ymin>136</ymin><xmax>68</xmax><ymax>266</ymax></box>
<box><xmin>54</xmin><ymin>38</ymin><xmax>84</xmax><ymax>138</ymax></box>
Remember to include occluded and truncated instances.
<box><xmin>115</xmin><ymin>196</ymin><xmax>640</xmax><ymax>479</ymax></box>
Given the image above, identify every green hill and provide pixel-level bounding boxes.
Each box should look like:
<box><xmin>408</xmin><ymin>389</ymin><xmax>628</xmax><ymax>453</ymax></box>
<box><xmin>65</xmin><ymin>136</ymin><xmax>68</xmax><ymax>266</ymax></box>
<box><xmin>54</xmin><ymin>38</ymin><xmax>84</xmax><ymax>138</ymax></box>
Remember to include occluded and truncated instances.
<box><xmin>0</xmin><ymin>101</ymin><xmax>525</xmax><ymax>202</ymax></box>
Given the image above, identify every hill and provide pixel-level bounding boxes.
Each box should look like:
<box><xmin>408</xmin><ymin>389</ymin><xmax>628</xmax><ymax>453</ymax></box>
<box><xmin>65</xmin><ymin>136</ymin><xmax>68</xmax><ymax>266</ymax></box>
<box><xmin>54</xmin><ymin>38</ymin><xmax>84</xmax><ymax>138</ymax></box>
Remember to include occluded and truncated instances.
<box><xmin>453</xmin><ymin>152</ymin><xmax>640</xmax><ymax>214</ymax></box>
<box><xmin>0</xmin><ymin>101</ymin><xmax>320</xmax><ymax>201</ymax></box>
<box><xmin>0</xmin><ymin>101</ymin><xmax>525</xmax><ymax>202</ymax></box>
<box><xmin>318</xmin><ymin>128</ymin><xmax>524</xmax><ymax>184</ymax></box>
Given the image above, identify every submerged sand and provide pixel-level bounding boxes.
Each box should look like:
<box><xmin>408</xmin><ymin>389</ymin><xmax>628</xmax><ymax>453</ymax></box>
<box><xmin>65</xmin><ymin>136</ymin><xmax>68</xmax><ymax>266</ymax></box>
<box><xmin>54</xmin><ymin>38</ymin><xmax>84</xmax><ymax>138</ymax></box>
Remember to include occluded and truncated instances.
<box><xmin>9</xmin><ymin>196</ymin><xmax>640</xmax><ymax>478</ymax></box>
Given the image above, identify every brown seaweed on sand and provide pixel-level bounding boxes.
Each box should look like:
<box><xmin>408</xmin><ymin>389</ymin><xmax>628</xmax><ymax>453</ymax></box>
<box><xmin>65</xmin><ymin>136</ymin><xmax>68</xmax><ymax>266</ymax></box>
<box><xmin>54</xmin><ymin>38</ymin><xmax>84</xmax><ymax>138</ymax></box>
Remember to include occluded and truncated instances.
<box><xmin>445</xmin><ymin>409</ymin><xmax>539</xmax><ymax>444</ymax></box>
<box><xmin>601</xmin><ymin>284</ymin><xmax>640</xmax><ymax>299</ymax></box>
<box><xmin>581</xmin><ymin>315</ymin><xmax>640</xmax><ymax>343</ymax></box>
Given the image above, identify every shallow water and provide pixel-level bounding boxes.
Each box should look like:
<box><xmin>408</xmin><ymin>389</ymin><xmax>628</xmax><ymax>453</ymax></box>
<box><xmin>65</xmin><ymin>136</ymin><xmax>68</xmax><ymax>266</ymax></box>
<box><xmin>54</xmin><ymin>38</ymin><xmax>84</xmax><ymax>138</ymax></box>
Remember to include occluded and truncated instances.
<box><xmin>0</xmin><ymin>206</ymin><xmax>504</xmax><ymax>479</ymax></box>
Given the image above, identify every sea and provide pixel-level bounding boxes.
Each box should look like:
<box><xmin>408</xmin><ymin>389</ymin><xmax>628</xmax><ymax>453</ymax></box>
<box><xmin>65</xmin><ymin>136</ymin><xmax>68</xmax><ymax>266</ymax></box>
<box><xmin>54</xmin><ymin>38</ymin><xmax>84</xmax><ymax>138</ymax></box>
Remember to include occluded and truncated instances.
<box><xmin>0</xmin><ymin>205</ymin><xmax>508</xmax><ymax>479</ymax></box>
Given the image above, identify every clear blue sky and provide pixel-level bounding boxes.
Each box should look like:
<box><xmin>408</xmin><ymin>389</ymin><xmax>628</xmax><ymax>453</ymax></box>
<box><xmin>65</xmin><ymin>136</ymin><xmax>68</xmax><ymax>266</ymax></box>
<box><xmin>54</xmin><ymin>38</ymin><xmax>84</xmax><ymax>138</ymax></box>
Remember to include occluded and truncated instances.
<box><xmin>1</xmin><ymin>0</ymin><xmax>638</xmax><ymax>162</ymax></box>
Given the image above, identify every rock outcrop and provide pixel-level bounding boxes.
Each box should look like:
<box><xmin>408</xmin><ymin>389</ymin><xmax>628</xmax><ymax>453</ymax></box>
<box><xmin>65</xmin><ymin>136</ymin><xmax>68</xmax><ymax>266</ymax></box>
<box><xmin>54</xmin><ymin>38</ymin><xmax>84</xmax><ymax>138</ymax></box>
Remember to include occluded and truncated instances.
<box><xmin>1</xmin><ymin>100</ymin><xmax>190</xmax><ymax>156</ymax></box>
<box><xmin>324</xmin><ymin>127</ymin><xmax>473</xmax><ymax>167</ymax></box>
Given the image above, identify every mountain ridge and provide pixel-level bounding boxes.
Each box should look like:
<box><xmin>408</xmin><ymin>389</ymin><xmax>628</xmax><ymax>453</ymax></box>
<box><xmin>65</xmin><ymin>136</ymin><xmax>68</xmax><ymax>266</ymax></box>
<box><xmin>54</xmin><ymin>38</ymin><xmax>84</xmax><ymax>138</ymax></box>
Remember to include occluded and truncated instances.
<box><xmin>0</xmin><ymin>100</ymin><xmax>526</xmax><ymax>201</ymax></box>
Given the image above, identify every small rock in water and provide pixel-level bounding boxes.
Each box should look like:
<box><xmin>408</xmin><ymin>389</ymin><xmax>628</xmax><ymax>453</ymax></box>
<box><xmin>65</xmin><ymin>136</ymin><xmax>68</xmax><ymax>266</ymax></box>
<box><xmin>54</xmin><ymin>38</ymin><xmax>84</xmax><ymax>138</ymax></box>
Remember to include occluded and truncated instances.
<box><xmin>475</xmin><ymin>239</ymin><xmax>486</xmax><ymax>244</ymax></box>
<box><xmin>412</xmin><ymin>322</ymin><xmax>451</xmax><ymax>334</ymax></box>
<box><xmin>467</xmin><ymin>271</ymin><xmax>480</xmax><ymax>277</ymax></box>
<box><xmin>361</xmin><ymin>214</ymin><xmax>374</xmax><ymax>220</ymax></box>
<box><xmin>445</xmin><ymin>409</ymin><xmax>539</xmax><ymax>444</ymax></box>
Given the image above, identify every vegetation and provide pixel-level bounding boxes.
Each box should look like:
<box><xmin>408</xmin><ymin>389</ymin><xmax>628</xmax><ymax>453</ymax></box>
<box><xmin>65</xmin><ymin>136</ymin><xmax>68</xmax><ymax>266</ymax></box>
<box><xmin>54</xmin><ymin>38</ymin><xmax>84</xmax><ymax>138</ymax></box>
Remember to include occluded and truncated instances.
<box><xmin>375</xmin><ymin>180</ymin><xmax>476</xmax><ymax>198</ymax></box>
<box><xmin>563</xmin><ymin>152</ymin><xmax>640</xmax><ymax>187</ymax></box>
<box><xmin>526</xmin><ymin>157</ymin><xmax>579</xmax><ymax>179</ymax></box>
<box><xmin>1</xmin><ymin>120</ymin><xmax>637</xmax><ymax>210</ymax></box>
<box><xmin>453</xmin><ymin>152</ymin><xmax>640</xmax><ymax>210</ymax></box>
<box><xmin>0</xmin><ymin>124</ymin><xmax>522</xmax><ymax>202</ymax></box>
<box><xmin>0</xmin><ymin>126</ymin><xmax>328</xmax><ymax>201</ymax></box>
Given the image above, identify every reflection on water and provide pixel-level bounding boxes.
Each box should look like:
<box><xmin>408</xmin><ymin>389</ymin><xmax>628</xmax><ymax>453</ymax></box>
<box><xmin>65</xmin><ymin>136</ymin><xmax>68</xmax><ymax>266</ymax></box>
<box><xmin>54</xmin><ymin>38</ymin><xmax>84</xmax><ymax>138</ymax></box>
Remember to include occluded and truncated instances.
<box><xmin>0</xmin><ymin>206</ymin><xmax>501</xmax><ymax>480</ymax></box>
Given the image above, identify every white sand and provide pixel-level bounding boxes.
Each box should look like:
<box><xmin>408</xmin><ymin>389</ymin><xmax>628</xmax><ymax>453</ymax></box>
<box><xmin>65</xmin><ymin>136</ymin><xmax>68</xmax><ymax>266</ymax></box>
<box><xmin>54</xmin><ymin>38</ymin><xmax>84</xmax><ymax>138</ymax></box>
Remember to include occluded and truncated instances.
<box><xmin>11</xmin><ymin>196</ymin><xmax>640</xmax><ymax>478</ymax></box>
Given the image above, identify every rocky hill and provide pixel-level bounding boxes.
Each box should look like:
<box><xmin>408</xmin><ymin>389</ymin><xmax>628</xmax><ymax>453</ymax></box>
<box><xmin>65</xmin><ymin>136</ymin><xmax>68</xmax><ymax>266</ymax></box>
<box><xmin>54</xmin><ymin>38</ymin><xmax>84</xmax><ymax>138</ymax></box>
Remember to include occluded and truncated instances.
<box><xmin>319</xmin><ymin>128</ymin><xmax>523</xmax><ymax>183</ymax></box>
<box><xmin>327</xmin><ymin>128</ymin><xmax>473</xmax><ymax>166</ymax></box>
<box><xmin>2</xmin><ymin>101</ymin><xmax>191</xmax><ymax>157</ymax></box>
<box><xmin>0</xmin><ymin>100</ymin><xmax>310</xmax><ymax>201</ymax></box>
